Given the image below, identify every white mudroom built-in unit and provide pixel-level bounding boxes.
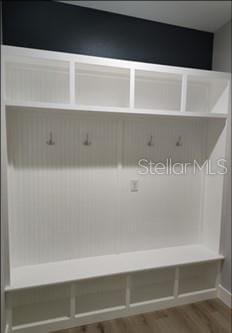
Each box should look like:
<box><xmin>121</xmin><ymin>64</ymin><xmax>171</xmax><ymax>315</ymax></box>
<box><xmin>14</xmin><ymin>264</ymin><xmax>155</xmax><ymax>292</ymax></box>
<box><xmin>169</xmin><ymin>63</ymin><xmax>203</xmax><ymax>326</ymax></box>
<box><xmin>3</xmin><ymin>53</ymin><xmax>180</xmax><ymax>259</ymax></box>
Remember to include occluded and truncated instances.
<box><xmin>1</xmin><ymin>45</ymin><xmax>231</xmax><ymax>333</ymax></box>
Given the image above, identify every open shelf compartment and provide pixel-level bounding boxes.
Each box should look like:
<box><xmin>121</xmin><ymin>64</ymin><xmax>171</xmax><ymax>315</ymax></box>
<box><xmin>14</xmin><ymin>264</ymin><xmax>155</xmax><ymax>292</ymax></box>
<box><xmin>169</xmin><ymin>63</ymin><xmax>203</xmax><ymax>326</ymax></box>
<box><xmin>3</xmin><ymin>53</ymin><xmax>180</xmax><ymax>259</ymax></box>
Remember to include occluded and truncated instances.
<box><xmin>179</xmin><ymin>262</ymin><xmax>218</xmax><ymax>295</ymax></box>
<box><xmin>135</xmin><ymin>70</ymin><xmax>182</xmax><ymax>111</ymax></box>
<box><xmin>186</xmin><ymin>76</ymin><xmax>229</xmax><ymax>114</ymax></box>
<box><xmin>75</xmin><ymin>63</ymin><xmax>130</xmax><ymax>107</ymax></box>
<box><xmin>10</xmin><ymin>285</ymin><xmax>70</xmax><ymax>328</ymax></box>
<box><xmin>130</xmin><ymin>267</ymin><xmax>175</xmax><ymax>305</ymax></box>
<box><xmin>75</xmin><ymin>275</ymin><xmax>126</xmax><ymax>315</ymax></box>
<box><xmin>5</xmin><ymin>57</ymin><xmax>70</xmax><ymax>104</ymax></box>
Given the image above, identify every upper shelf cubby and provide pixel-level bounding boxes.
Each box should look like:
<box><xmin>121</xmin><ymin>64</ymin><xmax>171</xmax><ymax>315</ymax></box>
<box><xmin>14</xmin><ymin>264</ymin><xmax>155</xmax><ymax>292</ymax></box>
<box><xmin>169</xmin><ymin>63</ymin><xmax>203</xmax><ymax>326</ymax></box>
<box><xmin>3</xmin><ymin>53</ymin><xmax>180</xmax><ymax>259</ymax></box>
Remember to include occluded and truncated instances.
<box><xmin>134</xmin><ymin>70</ymin><xmax>182</xmax><ymax>111</ymax></box>
<box><xmin>5</xmin><ymin>57</ymin><xmax>70</xmax><ymax>104</ymax></box>
<box><xmin>186</xmin><ymin>76</ymin><xmax>229</xmax><ymax>114</ymax></box>
<box><xmin>3</xmin><ymin>46</ymin><xmax>230</xmax><ymax>118</ymax></box>
<box><xmin>75</xmin><ymin>63</ymin><xmax>130</xmax><ymax>107</ymax></box>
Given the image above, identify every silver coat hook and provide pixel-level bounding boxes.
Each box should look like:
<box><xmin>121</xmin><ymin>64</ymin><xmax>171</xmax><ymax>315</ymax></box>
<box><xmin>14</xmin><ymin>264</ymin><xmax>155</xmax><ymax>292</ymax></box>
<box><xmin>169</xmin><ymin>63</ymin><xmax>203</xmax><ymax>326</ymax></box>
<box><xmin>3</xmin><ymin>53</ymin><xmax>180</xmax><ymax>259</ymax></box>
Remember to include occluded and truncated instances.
<box><xmin>46</xmin><ymin>132</ymin><xmax>55</xmax><ymax>146</ymax></box>
<box><xmin>147</xmin><ymin>135</ymin><xmax>154</xmax><ymax>147</ymax></box>
<box><xmin>83</xmin><ymin>133</ymin><xmax>91</xmax><ymax>146</ymax></box>
<box><xmin>176</xmin><ymin>136</ymin><xmax>183</xmax><ymax>147</ymax></box>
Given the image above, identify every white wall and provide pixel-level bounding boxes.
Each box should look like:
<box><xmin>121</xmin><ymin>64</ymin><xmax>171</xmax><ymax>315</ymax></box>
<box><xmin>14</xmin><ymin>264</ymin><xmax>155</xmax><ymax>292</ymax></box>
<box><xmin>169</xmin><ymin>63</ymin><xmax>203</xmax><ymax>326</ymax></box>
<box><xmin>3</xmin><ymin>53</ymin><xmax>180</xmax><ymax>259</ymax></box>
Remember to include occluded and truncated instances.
<box><xmin>213</xmin><ymin>21</ymin><xmax>231</xmax><ymax>73</ymax></box>
<box><xmin>213</xmin><ymin>20</ymin><xmax>231</xmax><ymax>293</ymax></box>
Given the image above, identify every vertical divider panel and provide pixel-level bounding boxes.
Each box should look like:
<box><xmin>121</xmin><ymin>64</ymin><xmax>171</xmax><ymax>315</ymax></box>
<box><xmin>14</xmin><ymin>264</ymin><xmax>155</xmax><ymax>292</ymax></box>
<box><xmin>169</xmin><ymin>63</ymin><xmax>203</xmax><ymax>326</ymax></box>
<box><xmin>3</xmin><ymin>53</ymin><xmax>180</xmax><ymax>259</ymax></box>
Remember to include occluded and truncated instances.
<box><xmin>215</xmin><ymin>261</ymin><xmax>221</xmax><ymax>289</ymax></box>
<box><xmin>198</xmin><ymin>117</ymin><xmax>209</xmax><ymax>245</ymax></box>
<box><xmin>2</xmin><ymin>55</ymin><xmax>12</xmax><ymax>333</ymax></box>
<box><xmin>1</xmin><ymin>60</ymin><xmax>11</xmax><ymax>286</ymax></box>
<box><xmin>69</xmin><ymin>61</ymin><xmax>75</xmax><ymax>105</ymax></box>
<box><xmin>117</xmin><ymin>118</ymin><xmax>124</xmax><ymax>254</ymax></box>
<box><xmin>70</xmin><ymin>283</ymin><xmax>76</xmax><ymax>319</ymax></box>
<box><xmin>6</xmin><ymin>292</ymin><xmax>12</xmax><ymax>332</ymax></box>
<box><xmin>1</xmin><ymin>107</ymin><xmax>11</xmax><ymax>283</ymax></box>
<box><xmin>174</xmin><ymin>267</ymin><xmax>180</xmax><ymax>298</ymax></box>
<box><xmin>198</xmin><ymin>158</ymin><xmax>207</xmax><ymax>244</ymax></box>
<box><xmin>130</xmin><ymin>68</ymin><xmax>135</xmax><ymax>109</ymax></box>
<box><xmin>181</xmin><ymin>74</ymin><xmax>188</xmax><ymax>112</ymax></box>
<box><xmin>2</xmin><ymin>58</ymin><xmax>7</xmax><ymax>102</ymax></box>
<box><xmin>126</xmin><ymin>275</ymin><xmax>131</xmax><ymax>308</ymax></box>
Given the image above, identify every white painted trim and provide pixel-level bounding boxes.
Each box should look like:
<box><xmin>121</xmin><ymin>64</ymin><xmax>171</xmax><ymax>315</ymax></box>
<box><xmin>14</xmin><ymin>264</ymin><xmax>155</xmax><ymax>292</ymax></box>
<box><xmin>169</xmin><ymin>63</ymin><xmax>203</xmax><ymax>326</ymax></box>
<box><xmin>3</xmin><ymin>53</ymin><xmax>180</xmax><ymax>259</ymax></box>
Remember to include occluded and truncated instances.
<box><xmin>125</xmin><ymin>274</ymin><xmax>131</xmax><ymax>308</ymax></box>
<box><xmin>69</xmin><ymin>61</ymin><xmax>75</xmax><ymax>105</ymax></box>
<box><xmin>70</xmin><ymin>283</ymin><xmax>76</xmax><ymax>319</ymax></box>
<box><xmin>75</xmin><ymin>305</ymin><xmax>127</xmax><ymax>319</ymax></box>
<box><xmin>180</xmin><ymin>74</ymin><xmax>188</xmax><ymax>112</ymax></box>
<box><xmin>116</xmin><ymin>118</ymin><xmax>123</xmax><ymax>254</ymax></box>
<box><xmin>177</xmin><ymin>289</ymin><xmax>217</xmax><ymax>305</ymax></box>
<box><xmin>2</xmin><ymin>45</ymin><xmax>230</xmax><ymax>333</ymax></box>
<box><xmin>174</xmin><ymin>267</ymin><xmax>180</xmax><ymax>298</ymax></box>
<box><xmin>129</xmin><ymin>68</ymin><xmax>135</xmax><ymax>108</ymax></box>
<box><xmin>130</xmin><ymin>296</ymin><xmax>175</xmax><ymax>308</ymax></box>
<box><xmin>5</xmin><ymin>101</ymin><xmax>228</xmax><ymax>119</ymax></box>
<box><xmin>2</xmin><ymin>45</ymin><xmax>231</xmax><ymax>79</ymax></box>
<box><xmin>178</xmin><ymin>288</ymin><xmax>217</xmax><ymax>299</ymax></box>
<box><xmin>5</xmin><ymin>245</ymin><xmax>223</xmax><ymax>291</ymax></box>
<box><xmin>1</xmin><ymin>60</ymin><xmax>11</xmax><ymax>287</ymax></box>
<box><xmin>5</xmin><ymin>325</ymin><xmax>9</xmax><ymax>333</ymax></box>
<box><xmin>217</xmin><ymin>284</ymin><xmax>232</xmax><ymax>308</ymax></box>
<box><xmin>12</xmin><ymin>316</ymin><xmax>70</xmax><ymax>331</ymax></box>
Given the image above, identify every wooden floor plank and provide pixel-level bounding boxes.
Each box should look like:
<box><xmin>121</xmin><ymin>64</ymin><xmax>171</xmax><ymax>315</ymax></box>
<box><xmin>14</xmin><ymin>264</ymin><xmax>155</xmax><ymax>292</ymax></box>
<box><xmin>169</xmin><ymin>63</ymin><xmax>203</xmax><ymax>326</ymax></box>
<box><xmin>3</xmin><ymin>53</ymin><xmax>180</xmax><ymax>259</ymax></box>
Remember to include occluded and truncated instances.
<box><xmin>53</xmin><ymin>299</ymin><xmax>232</xmax><ymax>333</ymax></box>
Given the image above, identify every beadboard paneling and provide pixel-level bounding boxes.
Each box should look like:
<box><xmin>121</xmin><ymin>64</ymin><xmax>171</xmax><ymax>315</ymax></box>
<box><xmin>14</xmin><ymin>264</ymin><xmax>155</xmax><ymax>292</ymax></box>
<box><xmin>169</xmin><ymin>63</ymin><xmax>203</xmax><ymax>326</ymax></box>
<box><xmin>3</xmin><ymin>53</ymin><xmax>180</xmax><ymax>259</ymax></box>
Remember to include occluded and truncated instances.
<box><xmin>7</xmin><ymin>109</ymin><xmax>209</xmax><ymax>267</ymax></box>
<box><xmin>120</xmin><ymin>117</ymin><xmax>207</xmax><ymax>252</ymax></box>
<box><xmin>5</xmin><ymin>60</ymin><xmax>70</xmax><ymax>104</ymax></box>
<box><xmin>7</xmin><ymin>109</ymin><xmax>119</xmax><ymax>267</ymax></box>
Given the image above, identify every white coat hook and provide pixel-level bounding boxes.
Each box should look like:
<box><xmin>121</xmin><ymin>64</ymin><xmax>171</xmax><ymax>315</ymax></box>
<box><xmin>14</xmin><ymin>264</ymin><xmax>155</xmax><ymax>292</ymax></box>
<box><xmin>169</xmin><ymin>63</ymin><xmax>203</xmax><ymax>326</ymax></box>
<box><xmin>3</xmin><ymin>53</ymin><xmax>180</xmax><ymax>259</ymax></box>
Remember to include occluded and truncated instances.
<box><xmin>147</xmin><ymin>135</ymin><xmax>154</xmax><ymax>147</ymax></box>
<box><xmin>83</xmin><ymin>133</ymin><xmax>91</xmax><ymax>146</ymax></box>
<box><xmin>176</xmin><ymin>136</ymin><xmax>183</xmax><ymax>147</ymax></box>
<box><xmin>46</xmin><ymin>132</ymin><xmax>55</xmax><ymax>146</ymax></box>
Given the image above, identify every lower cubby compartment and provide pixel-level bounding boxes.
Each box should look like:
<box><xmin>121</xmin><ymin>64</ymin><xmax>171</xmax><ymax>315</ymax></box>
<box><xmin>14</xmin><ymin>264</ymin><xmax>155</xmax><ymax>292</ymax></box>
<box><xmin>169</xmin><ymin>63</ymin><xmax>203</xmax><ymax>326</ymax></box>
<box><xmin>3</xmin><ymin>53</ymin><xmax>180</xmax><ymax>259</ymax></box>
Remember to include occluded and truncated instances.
<box><xmin>130</xmin><ymin>268</ymin><xmax>175</xmax><ymax>305</ymax></box>
<box><xmin>179</xmin><ymin>262</ymin><xmax>218</xmax><ymax>295</ymax></box>
<box><xmin>11</xmin><ymin>285</ymin><xmax>70</xmax><ymax>328</ymax></box>
<box><xmin>75</xmin><ymin>275</ymin><xmax>126</xmax><ymax>315</ymax></box>
<box><xmin>6</xmin><ymin>260</ymin><xmax>221</xmax><ymax>331</ymax></box>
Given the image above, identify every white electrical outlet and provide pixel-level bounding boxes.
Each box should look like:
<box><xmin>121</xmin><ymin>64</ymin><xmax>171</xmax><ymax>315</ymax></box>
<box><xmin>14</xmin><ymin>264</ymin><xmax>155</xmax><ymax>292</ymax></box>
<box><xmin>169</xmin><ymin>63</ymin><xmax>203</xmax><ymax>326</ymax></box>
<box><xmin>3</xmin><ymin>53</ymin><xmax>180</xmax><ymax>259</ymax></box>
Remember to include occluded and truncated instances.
<box><xmin>130</xmin><ymin>179</ymin><xmax>139</xmax><ymax>192</ymax></box>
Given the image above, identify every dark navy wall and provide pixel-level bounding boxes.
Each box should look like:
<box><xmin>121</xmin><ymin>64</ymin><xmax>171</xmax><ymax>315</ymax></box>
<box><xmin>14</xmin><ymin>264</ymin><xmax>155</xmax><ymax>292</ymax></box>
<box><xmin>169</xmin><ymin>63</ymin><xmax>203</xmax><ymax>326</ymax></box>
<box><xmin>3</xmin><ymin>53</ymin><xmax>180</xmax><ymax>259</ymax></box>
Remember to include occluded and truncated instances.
<box><xmin>2</xmin><ymin>1</ymin><xmax>214</xmax><ymax>70</ymax></box>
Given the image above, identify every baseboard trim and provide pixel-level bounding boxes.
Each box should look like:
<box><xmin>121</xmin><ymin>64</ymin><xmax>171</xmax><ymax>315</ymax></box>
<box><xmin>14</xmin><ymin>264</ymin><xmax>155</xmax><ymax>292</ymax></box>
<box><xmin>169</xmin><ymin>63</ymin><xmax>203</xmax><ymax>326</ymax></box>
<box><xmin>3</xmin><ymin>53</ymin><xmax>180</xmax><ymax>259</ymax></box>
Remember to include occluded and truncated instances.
<box><xmin>218</xmin><ymin>284</ymin><xmax>232</xmax><ymax>308</ymax></box>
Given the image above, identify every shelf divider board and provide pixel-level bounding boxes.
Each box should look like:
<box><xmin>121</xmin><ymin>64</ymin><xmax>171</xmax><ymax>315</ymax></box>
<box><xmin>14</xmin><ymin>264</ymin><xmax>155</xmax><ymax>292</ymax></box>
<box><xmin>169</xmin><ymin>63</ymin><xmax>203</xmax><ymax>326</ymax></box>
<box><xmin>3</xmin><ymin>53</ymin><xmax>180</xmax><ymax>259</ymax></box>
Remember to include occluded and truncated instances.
<box><xmin>69</xmin><ymin>61</ymin><xmax>75</xmax><ymax>105</ymax></box>
<box><xmin>1</xmin><ymin>103</ymin><xmax>11</xmax><ymax>287</ymax></box>
<box><xmin>174</xmin><ymin>267</ymin><xmax>180</xmax><ymax>298</ymax></box>
<box><xmin>126</xmin><ymin>275</ymin><xmax>131</xmax><ymax>308</ymax></box>
<box><xmin>130</xmin><ymin>68</ymin><xmax>135</xmax><ymax>108</ymax></box>
<box><xmin>116</xmin><ymin>119</ymin><xmax>123</xmax><ymax>255</ymax></box>
<box><xmin>6</xmin><ymin>245</ymin><xmax>223</xmax><ymax>292</ymax></box>
<box><xmin>181</xmin><ymin>74</ymin><xmax>188</xmax><ymax>112</ymax></box>
<box><xmin>70</xmin><ymin>283</ymin><xmax>76</xmax><ymax>319</ymax></box>
<box><xmin>6</xmin><ymin>299</ymin><xmax>12</xmax><ymax>333</ymax></box>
